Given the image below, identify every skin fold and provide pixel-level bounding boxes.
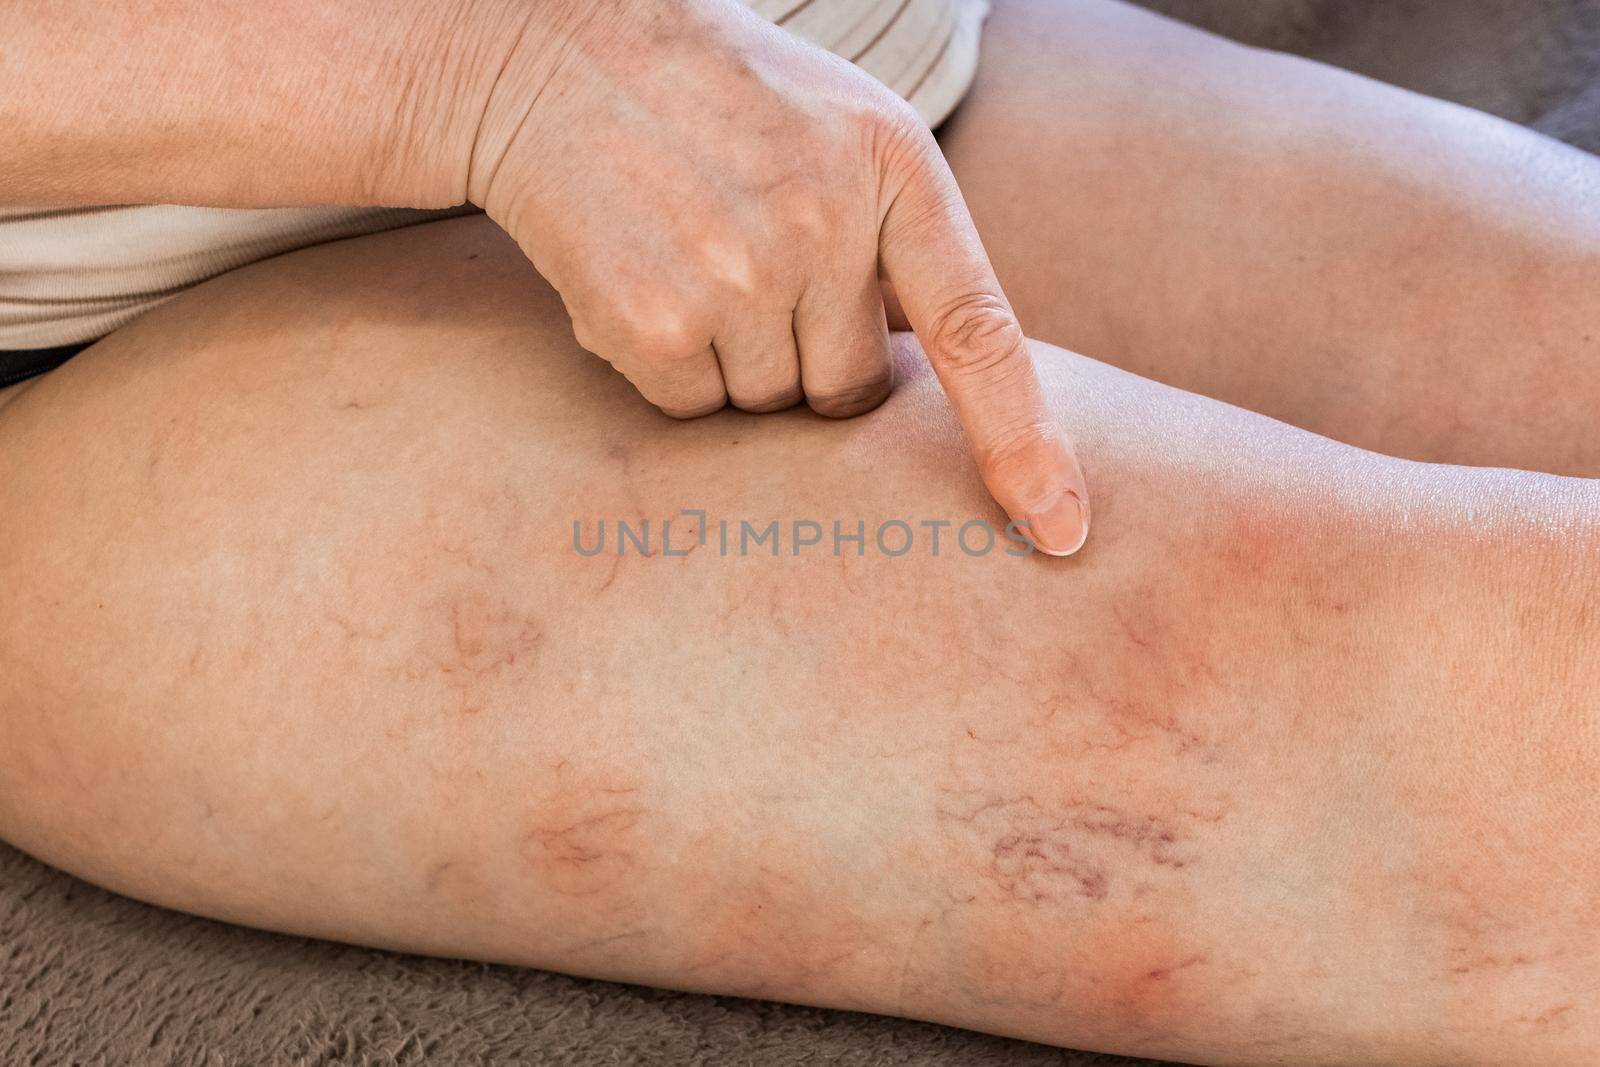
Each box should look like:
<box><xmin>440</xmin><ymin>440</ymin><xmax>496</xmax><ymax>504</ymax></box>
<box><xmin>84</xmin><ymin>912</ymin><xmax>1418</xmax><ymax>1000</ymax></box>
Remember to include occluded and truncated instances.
<box><xmin>1</xmin><ymin>216</ymin><xmax>1596</xmax><ymax>1065</ymax></box>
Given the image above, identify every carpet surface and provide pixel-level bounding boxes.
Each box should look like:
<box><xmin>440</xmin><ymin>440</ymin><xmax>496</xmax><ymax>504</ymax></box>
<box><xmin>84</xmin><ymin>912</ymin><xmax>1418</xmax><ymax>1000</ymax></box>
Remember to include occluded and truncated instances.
<box><xmin>4</xmin><ymin>3</ymin><xmax>1598</xmax><ymax>1064</ymax></box>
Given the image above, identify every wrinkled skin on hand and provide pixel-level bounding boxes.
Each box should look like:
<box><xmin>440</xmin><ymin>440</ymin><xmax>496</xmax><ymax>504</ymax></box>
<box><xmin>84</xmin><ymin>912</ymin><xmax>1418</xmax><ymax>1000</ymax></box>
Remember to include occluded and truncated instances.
<box><xmin>465</xmin><ymin>0</ymin><xmax>1090</xmax><ymax>554</ymax></box>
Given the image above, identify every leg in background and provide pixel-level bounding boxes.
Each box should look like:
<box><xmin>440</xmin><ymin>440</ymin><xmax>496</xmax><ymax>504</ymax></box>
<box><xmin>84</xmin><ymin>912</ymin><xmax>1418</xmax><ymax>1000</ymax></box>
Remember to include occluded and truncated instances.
<box><xmin>941</xmin><ymin>0</ymin><xmax>1600</xmax><ymax>474</ymax></box>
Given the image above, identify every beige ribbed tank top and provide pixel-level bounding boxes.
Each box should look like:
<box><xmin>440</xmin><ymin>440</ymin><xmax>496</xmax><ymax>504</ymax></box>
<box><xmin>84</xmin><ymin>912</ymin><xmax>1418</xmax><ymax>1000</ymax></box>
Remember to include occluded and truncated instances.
<box><xmin>0</xmin><ymin>0</ymin><xmax>989</xmax><ymax>350</ymax></box>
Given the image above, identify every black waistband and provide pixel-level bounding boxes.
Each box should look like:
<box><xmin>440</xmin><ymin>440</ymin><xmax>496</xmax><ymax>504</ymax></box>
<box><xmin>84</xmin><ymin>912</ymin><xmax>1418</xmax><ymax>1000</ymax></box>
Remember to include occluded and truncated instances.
<box><xmin>0</xmin><ymin>343</ymin><xmax>91</xmax><ymax>388</ymax></box>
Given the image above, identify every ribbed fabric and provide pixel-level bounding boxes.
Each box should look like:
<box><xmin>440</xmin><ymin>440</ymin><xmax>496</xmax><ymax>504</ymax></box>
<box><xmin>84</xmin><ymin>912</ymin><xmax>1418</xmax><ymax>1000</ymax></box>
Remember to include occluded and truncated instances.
<box><xmin>0</xmin><ymin>0</ymin><xmax>989</xmax><ymax>351</ymax></box>
<box><xmin>0</xmin><ymin>205</ymin><xmax>475</xmax><ymax>348</ymax></box>
<box><xmin>757</xmin><ymin>0</ymin><xmax>989</xmax><ymax>125</ymax></box>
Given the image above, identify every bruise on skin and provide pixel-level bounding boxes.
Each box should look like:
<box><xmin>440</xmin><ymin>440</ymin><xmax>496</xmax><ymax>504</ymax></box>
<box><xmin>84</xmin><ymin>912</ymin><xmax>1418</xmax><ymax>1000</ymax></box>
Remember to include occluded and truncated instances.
<box><xmin>919</xmin><ymin>750</ymin><xmax>1239</xmax><ymax>1045</ymax></box>
<box><xmin>934</xmin><ymin>786</ymin><xmax>1204</xmax><ymax>911</ymax></box>
<box><xmin>918</xmin><ymin>622</ymin><xmax>1244</xmax><ymax>1043</ymax></box>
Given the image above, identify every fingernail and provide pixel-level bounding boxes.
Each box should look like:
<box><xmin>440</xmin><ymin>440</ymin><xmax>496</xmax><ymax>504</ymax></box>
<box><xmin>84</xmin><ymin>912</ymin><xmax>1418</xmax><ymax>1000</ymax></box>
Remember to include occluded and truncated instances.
<box><xmin>1027</xmin><ymin>489</ymin><xmax>1089</xmax><ymax>557</ymax></box>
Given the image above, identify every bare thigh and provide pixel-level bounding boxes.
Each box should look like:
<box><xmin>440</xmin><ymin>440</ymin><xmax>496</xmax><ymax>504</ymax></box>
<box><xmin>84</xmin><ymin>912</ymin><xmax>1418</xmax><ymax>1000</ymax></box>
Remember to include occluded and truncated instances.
<box><xmin>2</xmin><ymin>214</ymin><xmax>1596</xmax><ymax>1065</ymax></box>
<box><xmin>941</xmin><ymin>0</ymin><xmax>1600</xmax><ymax>473</ymax></box>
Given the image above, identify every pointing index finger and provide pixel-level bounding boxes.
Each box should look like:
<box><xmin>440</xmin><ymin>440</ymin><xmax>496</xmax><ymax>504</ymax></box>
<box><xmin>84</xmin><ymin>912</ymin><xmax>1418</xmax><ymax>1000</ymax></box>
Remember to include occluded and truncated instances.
<box><xmin>877</xmin><ymin>139</ymin><xmax>1090</xmax><ymax>556</ymax></box>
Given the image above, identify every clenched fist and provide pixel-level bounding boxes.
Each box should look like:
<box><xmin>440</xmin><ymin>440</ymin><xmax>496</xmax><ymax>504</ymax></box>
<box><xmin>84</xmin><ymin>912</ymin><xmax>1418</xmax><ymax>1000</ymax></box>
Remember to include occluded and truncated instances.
<box><xmin>467</xmin><ymin>0</ymin><xmax>1091</xmax><ymax>554</ymax></box>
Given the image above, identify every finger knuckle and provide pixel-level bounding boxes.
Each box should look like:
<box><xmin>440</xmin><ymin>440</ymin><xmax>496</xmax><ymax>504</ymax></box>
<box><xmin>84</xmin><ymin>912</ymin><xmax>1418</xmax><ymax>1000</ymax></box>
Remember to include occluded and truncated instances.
<box><xmin>699</xmin><ymin>236</ymin><xmax>763</xmax><ymax>296</ymax></box>
<box><xmin>927</xmin><ymin>295</ymin><xmax>1026</xmax><ymax>376</ymax></box>
<box><xmin>625</xmin><ymin>319</ymin><xmax>708</xmax><ymax>366</ymax></box>
<box><xmin>659</xmin><ymin>401</ymin><xmax>726</xmax><ymax>420</ymax></box>
<box><xmin>807</xmin><ymin>369</ymin><xmax>894</xmax><ymax>418</ymax></box>
<box><xmin>654</xmin><ymin>359</ymin><xmax>726</xmax><ymax>414</ymax></box>
<box><xmin>620</xmin><ymin>352</ymin><xmax>723</xmax><ymax>418</ymax></box>
<box><xmin>870</xmin><ymin>99</ymin><xmax>938</xmax><ymax>176</ymax></box>
<box><xmin>733</xmin><ymin>384</ymin><xmax>804</xmax><ymax>414</ymax></box>
<box><xmin>869</xmin><ymin>90</ymin><xmax>927</xmax><ymax>141</ymax></box>
<box><xmin>649</xmin><ymin>379</ymin><xmax>726</xmax><ymax>419</ymax></box>
<box><xmin>777</xmin><ymin>202</ymin><xmax>835</xmax><ymax>254</ymax></box>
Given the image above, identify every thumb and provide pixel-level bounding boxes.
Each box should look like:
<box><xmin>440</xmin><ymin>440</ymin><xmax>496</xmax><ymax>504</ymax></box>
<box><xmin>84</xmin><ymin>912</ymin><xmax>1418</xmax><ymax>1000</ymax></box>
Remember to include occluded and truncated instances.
<box><xmin>878</xmin><ymin>143</ymin><xmax>1090</xmax><ymax>556</ymax></box>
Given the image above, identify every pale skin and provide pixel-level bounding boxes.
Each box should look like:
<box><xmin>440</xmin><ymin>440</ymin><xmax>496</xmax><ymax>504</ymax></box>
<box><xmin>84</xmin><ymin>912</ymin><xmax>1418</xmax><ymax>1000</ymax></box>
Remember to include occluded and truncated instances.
<box><xmin>1</xmin><ymin>213</ymin><xmax>1597</xmax><ymax>1066</ymax></box>
<box><xmin>2</xmin><ymin>1</ymin><xmax>1600</xmax><ymax>1065</ymax></box>
<box><xmin>950</xmin><ymin>0</ymin><xmax>1600</xmax><ymax>475</ymax></box>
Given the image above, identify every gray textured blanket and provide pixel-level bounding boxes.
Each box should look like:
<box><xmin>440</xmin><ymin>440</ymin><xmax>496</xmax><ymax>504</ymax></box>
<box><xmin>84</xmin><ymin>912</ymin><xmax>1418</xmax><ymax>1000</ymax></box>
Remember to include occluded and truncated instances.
<box><xmin>4</xmin><ymin>3</ymin><xmax>1597</xmax><ymax>1063</ymax></box>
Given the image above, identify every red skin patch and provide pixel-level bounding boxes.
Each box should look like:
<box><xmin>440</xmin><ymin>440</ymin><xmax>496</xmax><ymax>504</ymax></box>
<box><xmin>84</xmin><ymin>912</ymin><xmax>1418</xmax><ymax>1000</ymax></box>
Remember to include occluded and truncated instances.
<box><xmin>1091</xmin><ymin>913</ymin><xmax>1212</xmax><ymax>1031</ymax></box>
<box><xmin>678</xmin><ymin>864</ymin><xmax>878</xmax><ymax>1001</ymax></box>
<box><xmin>924</xmin><ymin>887</ymin><xmax>1227</xmax><ymax>1058</ymax></box>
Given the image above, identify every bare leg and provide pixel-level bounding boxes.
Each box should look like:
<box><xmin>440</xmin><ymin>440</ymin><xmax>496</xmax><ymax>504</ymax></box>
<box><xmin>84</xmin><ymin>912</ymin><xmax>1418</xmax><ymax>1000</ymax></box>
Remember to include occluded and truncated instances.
<box><xmin>1</xmin><ymin>217</ymin><xmax>1596</xmax><ymax>1065</ymax></box>
<box><xmin>940</xmin><ymin>0</ymin><xmax>1600</xmax><ymax>473</ymax></box>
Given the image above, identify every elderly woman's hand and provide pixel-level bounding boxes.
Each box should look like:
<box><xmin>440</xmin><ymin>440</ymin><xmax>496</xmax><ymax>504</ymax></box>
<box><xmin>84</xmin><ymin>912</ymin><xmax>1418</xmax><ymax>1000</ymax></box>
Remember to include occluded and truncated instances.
<box><xmin>467</xmin><ymin>0</ymin><xmax>1091</xmax><ymax>554</ymax></box>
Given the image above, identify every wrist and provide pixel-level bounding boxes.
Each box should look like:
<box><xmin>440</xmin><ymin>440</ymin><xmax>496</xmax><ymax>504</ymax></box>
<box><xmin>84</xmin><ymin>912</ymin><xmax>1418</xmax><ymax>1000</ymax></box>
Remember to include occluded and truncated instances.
<box><xmin>349</xmin><ymin>0</ymin><xmax>543</xmax><ymax>209</ymax></box>
<box><xmin>344</xmin><ymin>0</ymin><xmax>618</xmax><ymax>210</ymax></box>
<box><xmin>401</xmin><ymin>0</ymin><xmax>629</xmax><ymax>212</ymax></box>
<box><xmin>469</xmin><ymin>1</ymin><xmax>642</xmax><ymax>216</ymax></box>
